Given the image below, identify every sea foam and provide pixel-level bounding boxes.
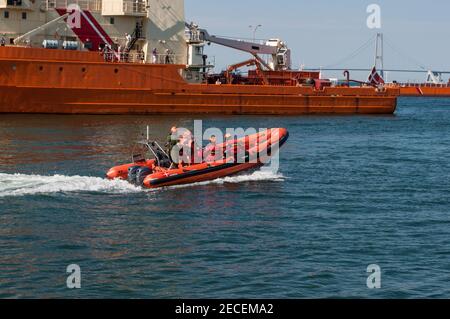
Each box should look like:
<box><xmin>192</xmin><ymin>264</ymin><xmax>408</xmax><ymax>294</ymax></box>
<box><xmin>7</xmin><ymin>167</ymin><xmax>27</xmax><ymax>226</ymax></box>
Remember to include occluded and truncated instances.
<box><xmin>0</xmin><ymin>169</ymin><xmax>284</xmax><ymax>197</ymax></box>
<box><xmin>0</xmin><ymin>173</ymin><xmax>141</xmax><ymax>197</ymax></box>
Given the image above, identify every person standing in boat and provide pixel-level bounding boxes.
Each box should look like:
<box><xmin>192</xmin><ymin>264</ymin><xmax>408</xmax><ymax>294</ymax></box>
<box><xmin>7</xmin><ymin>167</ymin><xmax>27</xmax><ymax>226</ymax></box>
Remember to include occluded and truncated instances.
<box><xmin>222</xmin><ymin>133</ymin><xmax>233</xmax><ymax>159</ymax></box>
<box><xmin>180</xmin><ymin>131</ymin><xmax>198</xmax><ymax>165</ymax></box>
<box><xmin>139</xmin><ymin>49</ymin><xmax>145</xmax><ymax>63</ymax></box>
<box><xmin>166</xmin><ymin>126</ymin><xmax>179</xmax><ymax>159</ymax></box>
<box><xmin>152</xmin><ymin>48</ymin><xmax>158</xmax><ymax>64</ymax></box>
<box><xmin>174</xmin><ymin>133</ymin><xmax>190</xmax><ymax>168</ymax></box>
<box><xmin>84</xmin><ymin>38</ymin><xmax>92</xmax><ymax>50</ymax></box>
<box><xmin>203</xmin><ymin>135</ymin><xmax>218</xmax><ymax>163</ymax></box>
<box><xmin>103</xmin><ymin>44</ymin><xmax>112</xmax><ymax>62</ymax></box>
<box><xmin>1</xmin><ymin>35</ymin><xmax>6</xmax><ymax>47</ymax></box>
<box><xmin>125</xmin><ymin>33</ymin><xmax>132</xmax><ymax>50</ymax></box>
<box><xmin>117</xmin><ymin>44</ymin><xmax>123</xmax><ymax>62</ymax></box>
<box><xmin>165</xmin><ymin>49</ymin><xmax>173</xmax><ymax>64</ymax></box>
<box><xmin>135</xmin><ymin>21</ymin><xmax>142</xmax><ymax>39</ymax></box>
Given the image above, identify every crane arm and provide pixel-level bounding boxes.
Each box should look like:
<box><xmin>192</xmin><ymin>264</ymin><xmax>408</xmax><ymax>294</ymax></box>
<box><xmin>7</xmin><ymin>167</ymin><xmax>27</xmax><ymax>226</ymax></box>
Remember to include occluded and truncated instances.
<box><xmin>198</xmin><ymin>28</ymin><xmax>278</xmax><ymax>55</ymax></box>
<box><xmin>186</xmin><ymin>23</ymin><xmax>291</xmax><ymax>70</ymax></box>
<box><xmin>14</xmin><ymin>13</ymin><xmax>69</xmax><ymax>45</ymax></box>
<box><xmin>225</xmin><ymin>56</ymin><xmax>271</xmax><ymax>84</ymax></box>
<box><xmin>225</xmin><ymin>58</ymin><xmax>258</xmax><ymax>83</ymax></box>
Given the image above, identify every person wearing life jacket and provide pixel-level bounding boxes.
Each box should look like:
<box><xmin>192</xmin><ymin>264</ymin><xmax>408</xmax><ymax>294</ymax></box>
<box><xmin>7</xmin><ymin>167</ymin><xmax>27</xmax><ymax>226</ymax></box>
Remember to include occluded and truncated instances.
<box><xmin>222</xmin><ymin>133</ymin><xmax>235</xmax><ymax>160</ymax></box>
<box><xmin>174</xmin><ymin>132</ymin><xmax>196</xmax><ymax>168</ymax></box>
<box><xmin>165</xmin><ymin>126</ymin><xmax>178</xmax><ymax>158</ymax></box>
<box><xmin>182</xmin><ymin>131</ymin><xmax>200</xmax><ymax>165</ymax></box>
<box><xmin>169</xmin><ymin>131</ymin><xmax>186</xmax><ymax>168</ymax></box>
<box><xmin>203</xmin><ymin>135</ymin><xmax>218</xmax><ymax>163</ymax></box>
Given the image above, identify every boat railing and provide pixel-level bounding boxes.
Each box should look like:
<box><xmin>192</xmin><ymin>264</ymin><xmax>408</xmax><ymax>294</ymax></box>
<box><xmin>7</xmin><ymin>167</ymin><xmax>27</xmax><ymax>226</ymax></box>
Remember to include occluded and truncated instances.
<box><xmin>149</xmin><ymin>53</ymin><xmax>185</xmax><ymax>65</ymax></box>
<box><xmin>46</xmin><ymin>0</ymin><xmax>102</xmax><ymax>12</ymax></box>
<box><xmin>101</xmin><ymin>52</ymin><xmax>185</xmax><ymax>65</ymax></box>
<box><xmin>399</xmin><ymin>83</ymin><xmax>450</xmax><ymax>88</ymax></box>
<box><xmin>122</xmin><ymin>0</ymin><xmax>146</xmax><ymax>15</ymax></box>
<box><xmin>102</xmin><ymin>51</ymin><xmax>145</xmax><ymax>63</ymax></box>
<box><xmin>45</xmin><ymin>0</ymin><xmax>146</xmax><ymax>14</ymax></box>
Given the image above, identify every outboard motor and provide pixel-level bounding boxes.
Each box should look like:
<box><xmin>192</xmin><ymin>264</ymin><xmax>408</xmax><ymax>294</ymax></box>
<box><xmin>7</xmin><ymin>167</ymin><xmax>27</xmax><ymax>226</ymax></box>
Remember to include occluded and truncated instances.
<box><xmin>128</xmin><ymin>166</ymin><xmax>142</xmax><ymax>184</ymax></box>
<box><xmin>136</xmin><ymin>167</ymin><xmax>153</xmax><ymax>185</ymax></box>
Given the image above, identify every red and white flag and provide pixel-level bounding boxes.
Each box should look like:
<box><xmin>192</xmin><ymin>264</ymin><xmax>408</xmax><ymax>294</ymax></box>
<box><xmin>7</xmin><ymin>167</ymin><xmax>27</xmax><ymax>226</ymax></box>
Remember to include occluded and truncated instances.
<box><xmin>368</xmin><ymin>67</ymin><xmax>385</xmax><ymax>85</ymax></box>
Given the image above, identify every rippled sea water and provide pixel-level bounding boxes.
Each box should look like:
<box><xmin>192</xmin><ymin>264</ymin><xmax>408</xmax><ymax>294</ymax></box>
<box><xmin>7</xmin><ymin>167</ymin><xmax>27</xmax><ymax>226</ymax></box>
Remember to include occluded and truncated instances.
<box><xmin>1</xmin><ymin>98</ymin><xmax>450</xmax><ymax>299</ymax></box>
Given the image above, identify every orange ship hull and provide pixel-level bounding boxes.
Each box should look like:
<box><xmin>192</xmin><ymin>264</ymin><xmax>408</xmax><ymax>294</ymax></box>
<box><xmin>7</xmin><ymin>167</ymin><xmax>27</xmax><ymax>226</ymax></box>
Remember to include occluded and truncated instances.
<box><xmin>399</xmin><ymin>86</ymin><xmax>450</xmax><ymax>97</ymax></box>
<box><xmin>0</xmin><ymin>47</ymin><xmax>398</xmax><ymax>115</ymax></box>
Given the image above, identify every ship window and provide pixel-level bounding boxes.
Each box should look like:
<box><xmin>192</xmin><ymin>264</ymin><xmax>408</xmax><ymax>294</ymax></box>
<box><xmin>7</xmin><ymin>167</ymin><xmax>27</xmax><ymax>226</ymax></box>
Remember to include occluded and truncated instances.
<box><xmin>4</xmin><ymin>11</ymin><xmax>9</xmax><ymax>19</ymax></box>
<box><xmin>22</xmin><ymin>12</ymin><xmax>26</xmax><ymax>20</ymax></box>
<box><xmin>110</xmin><ymin>17</ymin><xmax>115</xmax><ymax>25</ymax></box>
<box><xmin>9</xmin><ymin>38</ymin><xmax>14</xmax><ymax>44</ymax></box>
<box><xmin>7</xmin><ymin>0</ymin><xmax>22</xmax><ymax>5</ymax></box>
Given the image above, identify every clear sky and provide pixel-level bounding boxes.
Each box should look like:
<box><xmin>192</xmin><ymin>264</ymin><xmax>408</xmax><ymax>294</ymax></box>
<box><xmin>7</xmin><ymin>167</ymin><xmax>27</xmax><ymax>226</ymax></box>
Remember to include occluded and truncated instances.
<box><xmin>185</xmin><ymin>0</ymin><xmax>450</xmax><ymax>82</ymax></box>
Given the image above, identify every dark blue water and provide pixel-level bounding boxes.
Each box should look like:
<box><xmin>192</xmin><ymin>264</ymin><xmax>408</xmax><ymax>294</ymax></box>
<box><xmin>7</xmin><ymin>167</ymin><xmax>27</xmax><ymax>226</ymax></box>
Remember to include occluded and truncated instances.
<box><xmin>1</xmin><ymin>98</ymin><xmax>450</xmax><ymax>299</ymax></box>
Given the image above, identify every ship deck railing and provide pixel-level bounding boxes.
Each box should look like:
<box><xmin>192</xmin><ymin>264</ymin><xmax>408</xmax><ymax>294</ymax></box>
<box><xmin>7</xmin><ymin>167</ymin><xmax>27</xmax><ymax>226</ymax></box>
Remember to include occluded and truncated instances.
<box><xmin>102</xmin><ymin>52</ymin><xmax>185</xmax><ymax>65</ymax></box>
<box><xmin>398</xmin><ymin>83</ymin><xmax>450</xmax><ymax>88</ymax></box>
<box><xmin>46</xmin><ymin>0</ymin><xmax>102</xmax><ymax>12</ymax></box>
<box><xmin>122</xmin><ymin>0</ymin><xmax>146</xmax><ymax>15</ymax></box>
<box><xmin>45</xmin><ymin>0</ymin><xmax>147</xmax><ymax>14</ymax></box>
<box><xmin>148</xmin><ymin>53</ymin><xmax>186</xmax><ymax>65</ymax></box>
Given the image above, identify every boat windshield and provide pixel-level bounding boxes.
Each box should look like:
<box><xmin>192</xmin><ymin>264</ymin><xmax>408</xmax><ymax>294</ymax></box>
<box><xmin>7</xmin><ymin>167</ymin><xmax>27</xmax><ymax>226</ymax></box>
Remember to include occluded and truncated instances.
<box><xmin>131</xmin><ymin>142</ymin><xmax>151</xmax><ymax>163</ymax></box>
<box><xmin>132</xmin><ymin>141</ymin><xmax>171</xmax><ymax>167</ymax></box>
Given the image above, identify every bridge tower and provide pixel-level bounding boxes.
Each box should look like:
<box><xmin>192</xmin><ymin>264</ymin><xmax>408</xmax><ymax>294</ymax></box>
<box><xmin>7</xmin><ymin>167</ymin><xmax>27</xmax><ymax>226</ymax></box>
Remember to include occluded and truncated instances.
<box><xmin>374</xmin><ymin>32</ymin><xmax>384</xmax><ymax>79</ymax></box>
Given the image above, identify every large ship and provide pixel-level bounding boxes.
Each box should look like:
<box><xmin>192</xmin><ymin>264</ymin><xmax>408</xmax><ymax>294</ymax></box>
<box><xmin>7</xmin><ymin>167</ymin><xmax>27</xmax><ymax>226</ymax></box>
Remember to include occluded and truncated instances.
<box><xmin>399</xmin><ymin>85</ymin><xmax>450</xmax><ymax>97</ymax></box>
<box><xmin>0</xmin><ymin>0</ymin><xmax>398</xmax><ymax>115</ymax></box>
<box><xmin>396</xmin><ymin>71</ymin><xmax>450</xmax><ymax>97</ymax></box>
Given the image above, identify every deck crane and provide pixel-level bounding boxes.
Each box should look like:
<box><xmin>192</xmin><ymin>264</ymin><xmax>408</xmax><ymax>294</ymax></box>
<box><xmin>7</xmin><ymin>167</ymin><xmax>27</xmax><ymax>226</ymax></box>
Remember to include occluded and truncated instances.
<box><xmin>14</xmin><ymin>13</ymin><xmax>69</xmax><ymax>45</ymax></box>
<box><xmin>186</xmin><ymin>23</ymin><xmax>292</xmax><ymax>72</ymax></box>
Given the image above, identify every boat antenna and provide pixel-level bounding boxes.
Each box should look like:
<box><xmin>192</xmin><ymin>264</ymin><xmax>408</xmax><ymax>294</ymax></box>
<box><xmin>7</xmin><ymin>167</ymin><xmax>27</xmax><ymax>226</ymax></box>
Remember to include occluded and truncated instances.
<box><xmin>146</xmin><ymin>125</ymin><xmax>150</xmax><ymax>141</ymax></box>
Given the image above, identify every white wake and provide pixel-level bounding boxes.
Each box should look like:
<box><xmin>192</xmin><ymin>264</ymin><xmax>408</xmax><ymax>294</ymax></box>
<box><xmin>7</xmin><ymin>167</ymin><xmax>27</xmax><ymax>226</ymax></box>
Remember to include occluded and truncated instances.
<box><xmin>0</xmin><ymin>173</ymin><xmax>141</xmax><ymax>198</ymax></box>
<box><xmin>169</xmin><ymin>169</ymin><xmax>285</xmax><ymax>189</ymax></box>
<box><xmin>0</xmin><ymin>169</ymin><xmax>285</xmax><ymax>197</ymax></box>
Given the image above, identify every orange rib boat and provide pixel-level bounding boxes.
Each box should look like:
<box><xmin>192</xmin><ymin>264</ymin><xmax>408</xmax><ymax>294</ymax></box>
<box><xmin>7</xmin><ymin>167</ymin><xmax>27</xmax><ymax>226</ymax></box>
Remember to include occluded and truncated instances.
<box><xmin>107</xmin><ymin>128</ymin><xmax>289</xmax><ymax>189</ymax></box>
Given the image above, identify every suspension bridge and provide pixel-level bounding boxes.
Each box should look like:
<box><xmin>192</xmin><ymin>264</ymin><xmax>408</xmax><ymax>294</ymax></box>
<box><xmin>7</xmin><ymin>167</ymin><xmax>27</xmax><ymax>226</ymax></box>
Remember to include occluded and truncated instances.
<box><xmin>303</xmin><ymin>33</ymin><xmax>450</xmax><ymax>84</ymax></box>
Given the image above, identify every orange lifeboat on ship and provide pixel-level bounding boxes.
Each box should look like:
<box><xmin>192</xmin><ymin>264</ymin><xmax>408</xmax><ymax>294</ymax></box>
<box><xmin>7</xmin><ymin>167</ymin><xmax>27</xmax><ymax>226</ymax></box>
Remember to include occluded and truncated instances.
<box><xmin>107</xmin><ymin>128</ymin><xmax>289</xmax><ymax>189</ymax></box>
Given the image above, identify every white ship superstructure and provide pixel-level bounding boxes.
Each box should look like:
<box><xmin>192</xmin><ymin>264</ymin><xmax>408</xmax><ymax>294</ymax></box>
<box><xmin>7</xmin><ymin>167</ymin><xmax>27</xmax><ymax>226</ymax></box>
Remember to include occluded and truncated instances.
<box><xmin>0</xmin><ymin>0</ymin><xmax>187</xmax><ymax>63</ymax></box>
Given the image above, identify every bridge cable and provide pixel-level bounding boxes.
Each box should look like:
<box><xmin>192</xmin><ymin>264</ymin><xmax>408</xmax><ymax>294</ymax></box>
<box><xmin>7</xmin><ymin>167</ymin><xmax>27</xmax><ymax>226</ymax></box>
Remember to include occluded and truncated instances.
<box><xmin>383</xmin><ymin>35</ymin><xmax>428</xmax><ymax>71</ymax></box>
<box><xmin>323</xmin><ymin>34</ymin><xmax>377</xmax><ymax>69</ymax></box>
